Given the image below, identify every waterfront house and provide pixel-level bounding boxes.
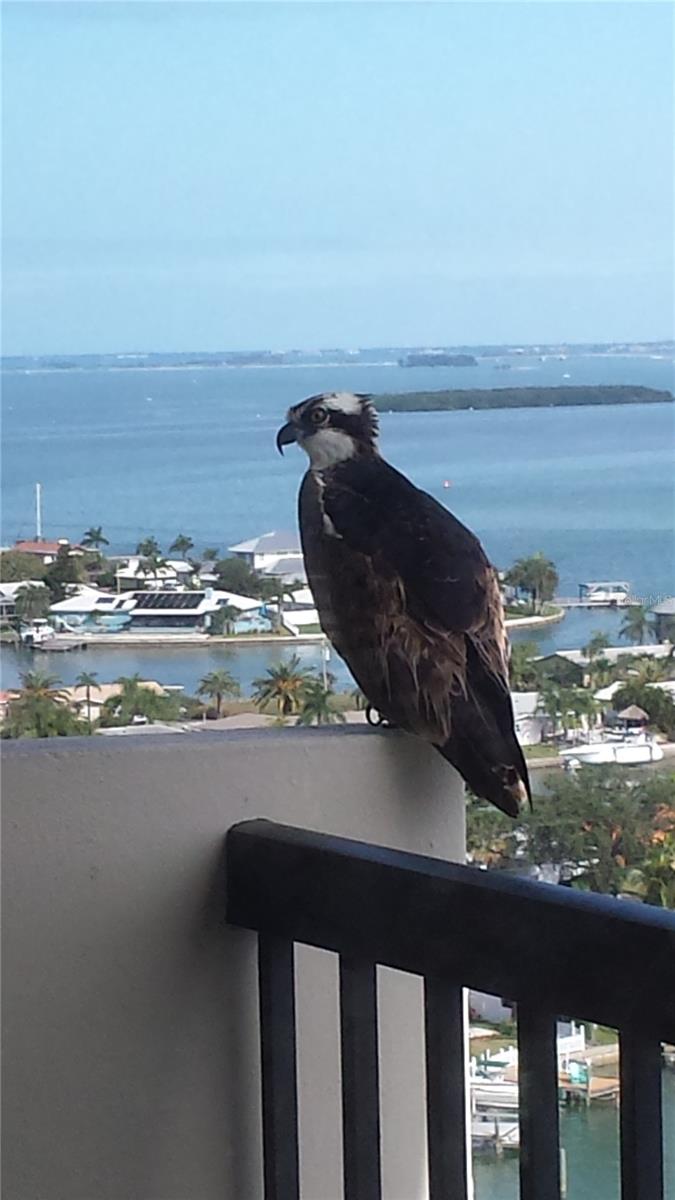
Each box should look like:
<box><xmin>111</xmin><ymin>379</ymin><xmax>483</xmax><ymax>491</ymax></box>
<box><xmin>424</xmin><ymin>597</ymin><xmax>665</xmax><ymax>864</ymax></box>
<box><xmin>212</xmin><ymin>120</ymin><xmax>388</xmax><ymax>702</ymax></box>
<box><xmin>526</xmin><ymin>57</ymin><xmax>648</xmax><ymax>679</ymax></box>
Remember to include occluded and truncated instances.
<box><xmin>50</xmin><ymin>585</ymin><xmax>127</xmax><ymax>629</ymax></box>
<box><xmin>0</xmin><ymin>579</ymin><xmax>49</xmax><ymax>621</ymax></box>
<box><xmin>228</xmin><ymin>530</ymin><xmax>307</xmax><ymax>584</ymax></box>
<box><xmin>62</xmin><ymin>679</ymin><xmax>174</xmax><ymax>724</ymax></box>
<box><xmin>12</xmin><ymin>538</ymin><xmax>85</xmax><ymax>565</ymax></box>
<box><xmin>48</xmin><ymin>584</ymin><xmax>269</xmax><ymax>635</ymax></box>
<box><xmin>119</xmin><ymin>588</ymin><xmax>267</xmax><ymax>633</ymax></box>
<box><xmin>0</xmin><ymin>689</ymin><xmax>20</xmax><ymax>722</ymax></box>
<box><xmin>115</xmin><ymin>557</ymin><xmax>197</xmax><ymax>591</ymax></box>
<box><xmin>229</xmin><ymin>530</ymin><xmax>300</xmax><ymax>571</ymax></box>
<box><xmin>264</xmin><ymin>585</ymin><xmax>320</xmax><ymax>635</ymax></box>
<box><xmin>537</xmin><ymin>642</ymin><xmax>674</xmax><ymax>686</ymax></box>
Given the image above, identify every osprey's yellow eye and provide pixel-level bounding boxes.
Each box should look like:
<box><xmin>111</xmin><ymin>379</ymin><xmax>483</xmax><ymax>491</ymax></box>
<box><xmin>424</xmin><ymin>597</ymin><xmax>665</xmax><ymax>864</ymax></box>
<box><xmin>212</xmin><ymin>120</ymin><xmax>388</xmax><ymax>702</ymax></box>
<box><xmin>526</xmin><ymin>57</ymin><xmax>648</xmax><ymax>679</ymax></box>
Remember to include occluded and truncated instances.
<box><xmin>310</xmin><ymin>405</ymin><xmax>329</xmax><ymax>426</ymax></box>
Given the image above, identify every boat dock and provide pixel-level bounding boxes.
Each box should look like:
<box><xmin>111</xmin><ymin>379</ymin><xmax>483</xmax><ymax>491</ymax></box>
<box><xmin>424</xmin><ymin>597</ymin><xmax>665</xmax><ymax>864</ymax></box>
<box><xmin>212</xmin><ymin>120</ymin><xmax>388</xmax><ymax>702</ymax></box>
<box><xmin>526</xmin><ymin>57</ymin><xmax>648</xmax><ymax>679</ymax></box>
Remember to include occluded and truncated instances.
<box><xmin>555</xmin><ymin>580</ymin><xmax>639</xmax><ymax>608</ymax></box>
<box><xmin>559</xmin><ymin>1073</ymin><xmax>620</xmax><ymax>1106</ymax></box>
<box><xmin>33</xmin><ymin>637</ymin><xmax>89</xmax><ymax>653</ymax></box>
<box><xmin>472</xmin><ymin>1115</ymin><xmax>520</xmax><ymax>1153</ymax></box>
<box><xmin>556</xmin><ymin>597</ymin><xmax>642</xmax><ymax>609</ymax></box>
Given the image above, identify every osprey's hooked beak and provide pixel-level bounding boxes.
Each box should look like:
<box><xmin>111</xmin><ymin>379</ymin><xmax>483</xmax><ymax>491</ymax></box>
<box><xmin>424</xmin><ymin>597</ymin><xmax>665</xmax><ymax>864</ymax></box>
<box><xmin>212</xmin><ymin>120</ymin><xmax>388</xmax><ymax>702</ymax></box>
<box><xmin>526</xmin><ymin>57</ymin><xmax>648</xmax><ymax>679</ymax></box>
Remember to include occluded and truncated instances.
<box><xmin>276</xmin><ymin>421</ymin><xmax>297</xmax><ymax>455</ymax></box>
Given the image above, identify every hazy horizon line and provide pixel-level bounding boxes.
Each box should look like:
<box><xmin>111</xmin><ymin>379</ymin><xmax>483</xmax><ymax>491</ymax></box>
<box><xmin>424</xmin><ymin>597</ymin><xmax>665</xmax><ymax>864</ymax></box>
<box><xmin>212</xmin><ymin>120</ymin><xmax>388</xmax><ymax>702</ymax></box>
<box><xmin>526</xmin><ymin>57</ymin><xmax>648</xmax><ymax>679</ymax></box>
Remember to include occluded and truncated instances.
<box><xmin>3</xmin><ymin>337</ymin><xmax>674</xmax><ymax>361</ymax></box>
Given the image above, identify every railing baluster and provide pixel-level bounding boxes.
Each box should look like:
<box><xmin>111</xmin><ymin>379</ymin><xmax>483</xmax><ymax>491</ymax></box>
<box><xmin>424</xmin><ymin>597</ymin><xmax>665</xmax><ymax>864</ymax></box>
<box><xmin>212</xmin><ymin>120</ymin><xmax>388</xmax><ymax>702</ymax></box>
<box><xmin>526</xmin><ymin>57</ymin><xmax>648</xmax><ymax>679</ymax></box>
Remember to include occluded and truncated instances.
<box><xmin>619</xmin><ymin>1030</ymin><xmax>663</xmax><ymax>1200</ymax></box>
<box><xmin>258</xmin><ymin>934</ymin><xmax>300</xmax><ymax>1200</ymax></box>
<box><xmin>517</xmin><ymin>1005</ymin><xmax>561</xmax><ymax>1200</ymax></box>
<box><xmin>424</xmin><ymin>977</ymin><xmax>469</xmax><ymax>1199</ymax></box>
<box><xmin>339</xmin><ymin>957</ymin><xmax>382</xmax><ymax>1200</ymax></box>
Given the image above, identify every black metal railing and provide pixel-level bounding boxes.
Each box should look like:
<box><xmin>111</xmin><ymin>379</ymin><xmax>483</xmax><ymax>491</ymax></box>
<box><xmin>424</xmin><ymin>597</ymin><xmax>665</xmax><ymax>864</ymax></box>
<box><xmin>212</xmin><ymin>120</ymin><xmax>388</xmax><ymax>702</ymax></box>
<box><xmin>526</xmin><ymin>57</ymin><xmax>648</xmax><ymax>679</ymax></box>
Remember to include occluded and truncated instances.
<box><xmin>226</xmin><ymin>819</ymin><xmax>675</xmax><ymax>1200</ymax></box>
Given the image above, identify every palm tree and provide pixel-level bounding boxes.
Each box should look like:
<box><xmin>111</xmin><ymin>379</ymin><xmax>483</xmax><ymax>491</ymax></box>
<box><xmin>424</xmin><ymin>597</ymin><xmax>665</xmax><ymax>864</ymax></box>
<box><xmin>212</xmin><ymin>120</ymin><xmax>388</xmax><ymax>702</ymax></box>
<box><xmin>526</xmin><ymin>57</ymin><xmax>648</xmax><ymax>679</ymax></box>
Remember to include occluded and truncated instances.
<box><xmin>14</xmin><ymin>583</ymin><xmax>50</xmax><ymax>625</ymax></box>
<box><xmin>100</xmin><ymin>675</ymin><xmax>180</xmax><ymax>726</ymax></box>
<box><xmin>1</xmin><ymin>669</ymin><xmax>83</xmax><ymax>739</ymax></box>
<box><xmin>505</xmin><ymin>553</ymin><xmax>559</xmax><ymax>615</ymax></box>
<box><xmin>136</xmin><ymin>536</ymin><xmax>161</xmax><ymax>560</ymax></box>
<box><xmin>629</xmin><ymin>655</ymin><xmax>673</xmax><ymax>686</ymax></box>
<box><xmin>169</xmin><ymin>534</ymin><xmax>194</xmax><ymax>559</ymax></box>
<box><xmin>75</xmin><ymin>670</ymin><xmax>99</xmax><ymax>731</ymax></box>
<box><xmin>208</xmin><ymin>605</ymin><xmax>240</xmax><ymax>635</ymax></box>
<box><xmin>251</xmin><ymin>654</ymin><xmax>312</xmax><ymax>716</ymax></box>
<box><xmin>202</xmin><ymin>547</ymin><xmax>219</xmax><ymax>562</ymax></box>
<box><xmin>565</xmin><ymin>687</ymin><xmax>598</xmax><ymax>736</ymax></box>
<box><xmin>583</xmin><ymin>632</ymin><xmax>611</xmax><ymax>661</ymax></box>
<box><xmin>508</xmin><ymin>641</ymin><xmax>540</xmax><ymax>690</ymax></box>
<box><xmin>197</xmin><ymin>669</ymin><xmax>240</xmax><ymax>716</ymax></box>
<box><xmin>136</xmin><ymin>553</ymin><xmax>166</xmax><ymax>582</ymax></box>
<box><xmin>536</xmin><ymin>680</ymin><xmax>562</xmax><ymax>737</ymax></box>
<box><xmin>295</xmin><ymin>679</ymin><xmax>346</xmax><ymax>727</ymax></box>
<box><xmin>19</xmin><ymin>669</ymin><xmax>68</xmax><ymax>703</ymax></box>
<box><xmin>619</xmin><ymin>604</ymin><xmax>652</xmax><ymax>646</ymax></box>
<box><xmin>81</xmin><ymin>526</ymin><xmax>109</xmax><ymax>551</ymax></box>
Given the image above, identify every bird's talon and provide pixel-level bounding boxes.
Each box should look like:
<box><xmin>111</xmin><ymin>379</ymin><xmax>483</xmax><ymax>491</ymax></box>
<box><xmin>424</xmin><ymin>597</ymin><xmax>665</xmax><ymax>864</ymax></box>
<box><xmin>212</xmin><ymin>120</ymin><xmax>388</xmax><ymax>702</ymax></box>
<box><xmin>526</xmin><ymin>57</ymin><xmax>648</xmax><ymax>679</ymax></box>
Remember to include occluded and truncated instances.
<box><xmin>365</xmin><ymin>706</ymin><xmax>397</xmax><ymax>729</ymax></box>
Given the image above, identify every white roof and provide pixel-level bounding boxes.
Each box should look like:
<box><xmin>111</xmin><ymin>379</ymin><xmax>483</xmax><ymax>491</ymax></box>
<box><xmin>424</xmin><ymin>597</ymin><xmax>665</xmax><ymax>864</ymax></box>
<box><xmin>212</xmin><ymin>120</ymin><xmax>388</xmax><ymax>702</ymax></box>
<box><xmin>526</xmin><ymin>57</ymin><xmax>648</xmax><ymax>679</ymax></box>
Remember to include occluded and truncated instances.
<box><xmin>511</xmin><ymin>691</ymin><xmax>541</xmax><ymax>719</ymax></box>
<box><xmin>260</xmin><ymin>555</ymin><xmax>307</xmax><ymax>581</ymax></box>
<box><xmin>50</xmin><ymin>586</ymin><xmax>118</xmax><ymax>614</ymax></box>
<box><xmin>116</xmin><ymin>558</ymin><xmax>194</xmax><ymax>579</ymax></box>
<box><xmin>290</xmin><ymin>587</ymin><xmax>315</xmax><ymax>606</ymax></box>
<box><xmin>650</xmin><ymin>680</ymin><xmax>675</xmax><ymax>697</ymax></box>
<box><xmin>652</xmin><ymin>597</ymin><xmax>675</xmax><ymax>615</ymax></box>
<box><xmin>229</xmin><ymin>531</ymin><xmax>301</xmax><ymax>555</ymax></box>
<box><xmin>212</xmin><ymin>589</ymin><xmax>262</xmax><ymax>612</ymax></box>
<box><xmin>539</xmin><ymin>644</ymin><xmax>673</xmax><ymax>667</ymax></box>
<box><xmin>282</xmin><ymin>608</ymin><xmax>319</xmax><ymax>630</ymax></box>
<box><xmin>0</xmin><ymin>580</ymin><xmax>48</xmax><ymax>599</ymax></box>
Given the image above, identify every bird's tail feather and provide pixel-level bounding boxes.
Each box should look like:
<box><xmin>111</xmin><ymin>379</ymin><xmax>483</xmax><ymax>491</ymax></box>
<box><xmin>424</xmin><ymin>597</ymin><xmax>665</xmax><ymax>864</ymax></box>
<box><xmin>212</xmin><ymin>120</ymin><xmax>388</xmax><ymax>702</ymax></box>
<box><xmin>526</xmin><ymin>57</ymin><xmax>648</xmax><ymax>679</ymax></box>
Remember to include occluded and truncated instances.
<box><xmin>436</xmin><ymin>732</ymin><xmax>531</xmax><ymax>818</ymax></box>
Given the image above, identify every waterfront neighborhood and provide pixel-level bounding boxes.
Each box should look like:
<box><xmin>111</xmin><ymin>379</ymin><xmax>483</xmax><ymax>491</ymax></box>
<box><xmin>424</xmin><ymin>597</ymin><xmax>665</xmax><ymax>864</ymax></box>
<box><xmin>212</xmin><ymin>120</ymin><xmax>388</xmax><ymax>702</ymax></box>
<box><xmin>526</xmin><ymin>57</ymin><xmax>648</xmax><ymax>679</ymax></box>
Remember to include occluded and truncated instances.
<box><xmin>2</xmin><ymin>527</ymin><xmax>675</xmax><ymax>755</ymax></box>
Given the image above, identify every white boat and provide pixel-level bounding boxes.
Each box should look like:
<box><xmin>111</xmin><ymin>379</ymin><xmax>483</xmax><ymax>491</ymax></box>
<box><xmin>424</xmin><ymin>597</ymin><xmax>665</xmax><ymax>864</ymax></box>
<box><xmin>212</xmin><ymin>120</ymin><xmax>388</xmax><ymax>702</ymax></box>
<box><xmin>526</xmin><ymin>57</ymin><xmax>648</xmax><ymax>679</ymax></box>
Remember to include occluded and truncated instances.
<box><xmin>19</xmin><ymin>618</ymin><xmax>53</xmax><ymax>646</ymax></box>
<box><xmin>577</xmin><ymin>580</ymin><xmax>632</xmax><ymax>606</ymax></box>
<box><xmin>560</xmin><ymin>734</ymin><xmax>664</xmax><ymax>766</ymax></box>
<box><xmin>471</xmin><ymin>1077</ymin><xmax>520</xmax><ymax>1111</ymax></box>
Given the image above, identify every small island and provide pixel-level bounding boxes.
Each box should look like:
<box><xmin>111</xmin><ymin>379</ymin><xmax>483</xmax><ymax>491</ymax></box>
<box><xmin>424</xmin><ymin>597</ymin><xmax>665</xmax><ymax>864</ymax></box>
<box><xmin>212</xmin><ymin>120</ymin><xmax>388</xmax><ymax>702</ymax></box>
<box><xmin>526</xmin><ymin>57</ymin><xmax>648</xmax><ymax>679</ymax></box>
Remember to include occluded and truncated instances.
<box><xmin>373</xmin><ymin>385</ymin><xmax>674</xmax><ymax>412</ymax></box>
<box><xmin>398</xmin><ymin>351</ymin><xmax>478</xmax><ymax>367</ymax></box>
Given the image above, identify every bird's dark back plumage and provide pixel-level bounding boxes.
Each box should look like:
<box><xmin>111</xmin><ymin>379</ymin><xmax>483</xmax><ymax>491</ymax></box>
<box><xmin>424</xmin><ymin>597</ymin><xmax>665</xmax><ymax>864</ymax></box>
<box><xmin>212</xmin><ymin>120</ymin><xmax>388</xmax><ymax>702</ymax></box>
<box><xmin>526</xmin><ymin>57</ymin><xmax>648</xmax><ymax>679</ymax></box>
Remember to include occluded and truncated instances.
<box><xmin>283</xmin><ymin>392</ymin><xmax>530</xmax><ymax>817</ymax></box>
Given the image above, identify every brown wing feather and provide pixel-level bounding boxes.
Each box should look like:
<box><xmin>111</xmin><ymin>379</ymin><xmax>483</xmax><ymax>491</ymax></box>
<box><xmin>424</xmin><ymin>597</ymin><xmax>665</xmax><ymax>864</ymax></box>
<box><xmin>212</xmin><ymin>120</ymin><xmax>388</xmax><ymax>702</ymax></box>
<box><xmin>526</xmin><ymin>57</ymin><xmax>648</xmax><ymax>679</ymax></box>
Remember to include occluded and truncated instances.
<box><xmin>299</xmin><ymin>469</ymin><xmax>530</xmax><ymax>816</ymax></box>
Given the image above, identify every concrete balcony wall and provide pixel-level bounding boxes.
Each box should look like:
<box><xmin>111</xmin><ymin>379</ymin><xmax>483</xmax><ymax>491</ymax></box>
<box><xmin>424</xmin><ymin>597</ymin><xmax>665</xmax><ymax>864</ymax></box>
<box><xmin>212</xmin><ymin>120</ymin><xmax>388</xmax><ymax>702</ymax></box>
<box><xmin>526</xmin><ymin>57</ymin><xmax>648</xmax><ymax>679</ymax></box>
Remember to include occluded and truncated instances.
<box><xmin>3</xmin><ymin>727</ymin><xmax>465</xmax><ymax>1200</ymax></box>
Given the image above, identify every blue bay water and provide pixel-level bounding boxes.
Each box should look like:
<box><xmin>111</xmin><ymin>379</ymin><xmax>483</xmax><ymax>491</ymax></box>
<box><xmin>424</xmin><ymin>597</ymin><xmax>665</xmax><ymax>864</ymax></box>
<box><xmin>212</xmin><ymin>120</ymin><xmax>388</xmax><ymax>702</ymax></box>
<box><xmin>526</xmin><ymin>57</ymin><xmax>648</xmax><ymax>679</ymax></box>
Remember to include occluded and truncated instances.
<box><xmin>1</xmin><ymin>354</ymin><xmax>674</xmax><ymax>695</ymax></box>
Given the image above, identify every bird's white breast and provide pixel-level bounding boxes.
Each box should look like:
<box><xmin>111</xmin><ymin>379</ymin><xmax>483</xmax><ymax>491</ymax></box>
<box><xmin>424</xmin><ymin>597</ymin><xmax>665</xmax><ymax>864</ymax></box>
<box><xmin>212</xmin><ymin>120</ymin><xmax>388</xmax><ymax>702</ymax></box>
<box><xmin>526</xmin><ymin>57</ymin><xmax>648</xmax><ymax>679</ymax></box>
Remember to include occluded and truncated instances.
<box><xmin>311</xmin><ymin>469</ymin><xmax>344</xmax><ymax>538</ymax></box>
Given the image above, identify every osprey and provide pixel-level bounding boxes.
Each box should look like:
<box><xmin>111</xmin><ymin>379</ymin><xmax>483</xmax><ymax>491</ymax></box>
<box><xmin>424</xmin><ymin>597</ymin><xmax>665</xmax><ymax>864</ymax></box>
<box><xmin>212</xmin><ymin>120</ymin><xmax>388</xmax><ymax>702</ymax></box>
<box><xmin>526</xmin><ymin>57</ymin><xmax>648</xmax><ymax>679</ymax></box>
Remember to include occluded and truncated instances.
<box><xmin>276</xmin><ymin>391</ymin><xmax>530</xmax><ymax>817</ymax></box>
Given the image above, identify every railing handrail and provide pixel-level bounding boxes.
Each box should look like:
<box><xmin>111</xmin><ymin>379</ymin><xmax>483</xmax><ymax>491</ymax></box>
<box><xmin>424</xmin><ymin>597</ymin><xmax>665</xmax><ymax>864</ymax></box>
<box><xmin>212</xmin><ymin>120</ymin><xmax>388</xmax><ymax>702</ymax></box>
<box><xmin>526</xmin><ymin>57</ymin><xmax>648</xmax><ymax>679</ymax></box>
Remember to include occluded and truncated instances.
<box><xmin>226</xmin><ymin>818</ymin><xmax>675</xmax><ymax>1040</ymax></box>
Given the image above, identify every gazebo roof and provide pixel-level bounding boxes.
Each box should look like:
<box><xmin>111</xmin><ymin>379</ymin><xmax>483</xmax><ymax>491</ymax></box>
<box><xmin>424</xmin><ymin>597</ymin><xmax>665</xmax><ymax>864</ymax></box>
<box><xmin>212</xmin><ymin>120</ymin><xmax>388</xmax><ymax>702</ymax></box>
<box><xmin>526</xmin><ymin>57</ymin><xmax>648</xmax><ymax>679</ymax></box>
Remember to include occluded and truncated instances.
<box><xmin>616</xmin><ymin>705</ymin><xmax>649</xmax><ymax>721</ymax></box>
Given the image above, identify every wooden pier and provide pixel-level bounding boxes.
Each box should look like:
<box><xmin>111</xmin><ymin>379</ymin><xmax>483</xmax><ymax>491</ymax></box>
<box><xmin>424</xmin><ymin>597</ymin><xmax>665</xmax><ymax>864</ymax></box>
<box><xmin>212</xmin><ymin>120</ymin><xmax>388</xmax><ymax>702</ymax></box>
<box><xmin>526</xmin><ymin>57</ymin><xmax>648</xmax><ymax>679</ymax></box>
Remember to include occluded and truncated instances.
<box><xmin>559</xmin><ymin>1071</ymin><xmax>620</xmax><ymax>1106</ymax></box>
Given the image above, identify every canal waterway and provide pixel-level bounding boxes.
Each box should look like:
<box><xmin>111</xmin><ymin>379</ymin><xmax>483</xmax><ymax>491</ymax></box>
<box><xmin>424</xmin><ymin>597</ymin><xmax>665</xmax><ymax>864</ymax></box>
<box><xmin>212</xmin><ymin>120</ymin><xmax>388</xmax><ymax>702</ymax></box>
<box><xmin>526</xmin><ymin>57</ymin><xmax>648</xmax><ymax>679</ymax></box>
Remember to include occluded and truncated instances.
<box><xmin>0</xmin><ymin>607</ymin><xmax>643</xmax><ymax>694</ymax></box>
<box><xmin>473</xmin><ymin>1069</ymin><xmax>674</xmax><ymax>1199</ymax></box>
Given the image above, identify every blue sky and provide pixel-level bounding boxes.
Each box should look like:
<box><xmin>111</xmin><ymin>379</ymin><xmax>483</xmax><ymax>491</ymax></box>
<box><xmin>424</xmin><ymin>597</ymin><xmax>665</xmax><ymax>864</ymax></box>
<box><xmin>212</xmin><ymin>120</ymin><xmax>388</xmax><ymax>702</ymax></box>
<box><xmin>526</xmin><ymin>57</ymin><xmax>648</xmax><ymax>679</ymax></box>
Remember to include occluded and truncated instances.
<box><xmin>2</xmin><ymin>1</ymin><xmax>673</xmax><ymax>353</ymax></box>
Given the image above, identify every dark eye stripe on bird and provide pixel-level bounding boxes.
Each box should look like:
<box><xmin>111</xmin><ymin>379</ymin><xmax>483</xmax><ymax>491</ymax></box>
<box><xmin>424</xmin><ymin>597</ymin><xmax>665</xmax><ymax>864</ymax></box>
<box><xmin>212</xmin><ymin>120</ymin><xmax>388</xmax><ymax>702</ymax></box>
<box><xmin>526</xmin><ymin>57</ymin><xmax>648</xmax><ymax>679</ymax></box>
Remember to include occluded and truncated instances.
<box><xmin>276</xmin><ymin>391</ymin><xmax>531</xmax><ymax>818</ymax></box>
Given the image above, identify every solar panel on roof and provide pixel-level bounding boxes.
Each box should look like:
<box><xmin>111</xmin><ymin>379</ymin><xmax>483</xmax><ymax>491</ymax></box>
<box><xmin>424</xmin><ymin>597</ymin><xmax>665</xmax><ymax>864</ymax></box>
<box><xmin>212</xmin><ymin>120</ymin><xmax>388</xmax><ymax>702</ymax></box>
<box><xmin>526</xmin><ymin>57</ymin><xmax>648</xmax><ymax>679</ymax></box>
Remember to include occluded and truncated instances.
<box><xmin>133</xmin><ymin>592</ymin><xmax>203</xmax><ymax>610</ymax></box>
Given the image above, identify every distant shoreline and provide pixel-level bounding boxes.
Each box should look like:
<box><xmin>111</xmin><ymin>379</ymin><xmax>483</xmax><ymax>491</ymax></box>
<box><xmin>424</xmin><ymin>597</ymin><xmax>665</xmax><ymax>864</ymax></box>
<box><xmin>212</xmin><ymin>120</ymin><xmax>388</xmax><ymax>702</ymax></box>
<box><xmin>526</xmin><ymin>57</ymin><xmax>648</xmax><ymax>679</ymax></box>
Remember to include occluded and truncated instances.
<box><xmin>373</xmin><ymin>385</ymin><xmax>673</xmax><ymax>412</ymax></box>
<box><xmin>2</xmin><ymin>346</ymin><xmax>673</xmax><ymax>376</ymax></box>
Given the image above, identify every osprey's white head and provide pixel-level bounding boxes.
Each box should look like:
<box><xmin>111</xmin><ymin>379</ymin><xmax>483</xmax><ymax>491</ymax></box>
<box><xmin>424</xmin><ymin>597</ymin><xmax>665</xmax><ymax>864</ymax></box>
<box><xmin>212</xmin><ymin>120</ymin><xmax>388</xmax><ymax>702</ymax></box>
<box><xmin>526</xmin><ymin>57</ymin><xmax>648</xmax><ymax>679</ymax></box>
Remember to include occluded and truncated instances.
<box><xmin>276</xmin><ymin>392</ymin><xmax>379</xmax><ymax>470</ymax></box>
